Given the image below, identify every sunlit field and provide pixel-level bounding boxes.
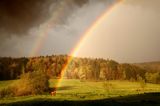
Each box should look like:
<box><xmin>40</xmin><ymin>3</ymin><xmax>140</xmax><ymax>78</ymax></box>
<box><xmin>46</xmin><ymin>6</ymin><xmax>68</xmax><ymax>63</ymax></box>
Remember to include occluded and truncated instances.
<box><xmin>0</xmin><ymin>79</ymin><xmax>160</xmax><ymax>105</ymax></box>
<box><xmin>51</xmin><ymin>79</ymin><xmax>160</xmax><ymax>99</ymax></box>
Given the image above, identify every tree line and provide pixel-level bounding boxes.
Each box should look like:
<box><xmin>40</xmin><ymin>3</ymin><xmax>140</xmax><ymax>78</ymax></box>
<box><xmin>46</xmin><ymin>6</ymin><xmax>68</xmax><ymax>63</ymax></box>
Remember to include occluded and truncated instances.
<box><xmin>0</xmin><ymin>55</ymin><xmax>160</xmax><ymax>84</ymax></box>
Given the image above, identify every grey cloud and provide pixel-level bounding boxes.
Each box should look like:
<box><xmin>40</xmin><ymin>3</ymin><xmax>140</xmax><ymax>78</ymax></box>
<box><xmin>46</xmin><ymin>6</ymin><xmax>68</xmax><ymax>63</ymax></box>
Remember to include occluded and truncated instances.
<box><xmin>0</xmin><ymin>0</ymin><xmax>117</xmax><ymax>57</ymax></box>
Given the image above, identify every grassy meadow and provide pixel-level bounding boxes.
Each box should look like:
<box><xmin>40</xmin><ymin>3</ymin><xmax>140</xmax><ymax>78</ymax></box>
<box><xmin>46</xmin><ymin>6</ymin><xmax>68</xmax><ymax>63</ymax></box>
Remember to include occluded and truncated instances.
<box><xmin>0</xmin><ymin>79</ymin><xmax>160</xmax><ymax>105</ymax></box>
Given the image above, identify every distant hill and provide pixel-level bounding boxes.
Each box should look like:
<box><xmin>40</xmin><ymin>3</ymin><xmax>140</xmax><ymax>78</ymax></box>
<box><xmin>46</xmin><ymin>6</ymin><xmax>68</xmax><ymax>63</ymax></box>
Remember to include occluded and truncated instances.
<box><xmin>134</xmin><ymin>61</ymin><xmax>160</xmax><ymax>73</ymax></box>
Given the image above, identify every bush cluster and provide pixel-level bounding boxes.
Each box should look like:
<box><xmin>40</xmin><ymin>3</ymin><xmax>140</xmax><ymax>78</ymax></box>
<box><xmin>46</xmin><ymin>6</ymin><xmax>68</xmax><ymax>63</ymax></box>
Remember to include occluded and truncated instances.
<box><xmin>0</xmin><ymin>70</ymin><xmax>49</xmax><ymax>98</ymax></box>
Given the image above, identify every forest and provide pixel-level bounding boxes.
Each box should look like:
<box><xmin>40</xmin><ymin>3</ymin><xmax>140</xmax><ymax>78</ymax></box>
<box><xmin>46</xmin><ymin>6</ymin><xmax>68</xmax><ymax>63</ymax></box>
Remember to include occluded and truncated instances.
<box><xmin>0</xmin><ymin>55</ymin><xmax>160</xmax><ymax>84</ymax></box>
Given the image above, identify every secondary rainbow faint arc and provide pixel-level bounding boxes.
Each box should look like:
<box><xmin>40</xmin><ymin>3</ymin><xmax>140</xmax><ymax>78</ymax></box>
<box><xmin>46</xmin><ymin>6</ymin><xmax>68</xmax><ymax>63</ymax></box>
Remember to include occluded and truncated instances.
<box><xmin>30</xmin><ymin>1</ymin><xmax>71</xmax><ymax>57</ymax></box>
<box><xmin>56</xmin><ymin>0</ymin><xmax>123</xmax><ymax>88</ymax></box>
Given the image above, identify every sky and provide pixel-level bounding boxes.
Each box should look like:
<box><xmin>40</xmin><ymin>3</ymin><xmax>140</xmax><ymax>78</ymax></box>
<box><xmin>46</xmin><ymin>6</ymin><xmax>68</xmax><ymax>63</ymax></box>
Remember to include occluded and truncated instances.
<box><xmin>0</xmin><ymin>0</ymin><xmax>159</xmax><ymax>63</ymax></box>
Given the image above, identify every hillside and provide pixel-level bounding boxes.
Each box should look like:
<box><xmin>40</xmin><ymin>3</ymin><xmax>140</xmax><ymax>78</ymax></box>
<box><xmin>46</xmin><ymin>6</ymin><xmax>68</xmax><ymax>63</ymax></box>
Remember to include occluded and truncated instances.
<box><xmin>0</xmin><ymin>56</ymin><xmax>160</xmax><ymax>105</ymax></box>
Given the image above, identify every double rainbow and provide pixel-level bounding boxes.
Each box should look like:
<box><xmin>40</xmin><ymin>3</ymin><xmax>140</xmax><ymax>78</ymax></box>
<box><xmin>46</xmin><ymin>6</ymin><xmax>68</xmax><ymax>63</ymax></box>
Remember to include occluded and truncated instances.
<box><xmin>30</xmin><ymin>0</ymin><xmax>123</xmax><ymax>89</ymax></box>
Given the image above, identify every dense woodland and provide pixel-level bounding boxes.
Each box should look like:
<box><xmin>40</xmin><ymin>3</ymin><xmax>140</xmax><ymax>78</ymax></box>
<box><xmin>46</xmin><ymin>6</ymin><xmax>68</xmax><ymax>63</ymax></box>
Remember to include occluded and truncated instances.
<box><xmin>0</xmin><ymin>55</ymin><xmax>160</xmax><ymax>84</ymax></box>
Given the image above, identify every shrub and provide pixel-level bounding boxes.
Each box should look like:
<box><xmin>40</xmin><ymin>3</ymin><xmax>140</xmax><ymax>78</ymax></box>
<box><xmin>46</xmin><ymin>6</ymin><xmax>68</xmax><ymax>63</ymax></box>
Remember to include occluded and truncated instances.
<box><xmin>15</xmin><ymin>70</ymin><xmax>49</xmax><ymax>96</ymax></box>
<box><xmin>145</xmin><ymin>72</ymin><xmax>160</xmax><ymax>84</ymax></box>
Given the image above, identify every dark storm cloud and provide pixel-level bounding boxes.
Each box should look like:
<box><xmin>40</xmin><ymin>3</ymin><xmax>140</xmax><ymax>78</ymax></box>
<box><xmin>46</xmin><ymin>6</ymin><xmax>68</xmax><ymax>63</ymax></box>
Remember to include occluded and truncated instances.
<box><xmin>0</xmin><ymin>0</ymin><xmax>88</xmax><ymax>36</ymax></box>
<box><xmin>0</xmin><ymin>0</ymin><xmax>50</xmax><ymax>34</ymax></box>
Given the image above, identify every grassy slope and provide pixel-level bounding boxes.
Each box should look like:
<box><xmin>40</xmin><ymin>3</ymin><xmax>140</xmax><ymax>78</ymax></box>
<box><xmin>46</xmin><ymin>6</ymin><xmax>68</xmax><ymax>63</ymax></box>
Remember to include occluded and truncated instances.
<box><xmin>0</xmin><ymin>79</ymin><xmax>160</xmax><ymax>105</ymax></box>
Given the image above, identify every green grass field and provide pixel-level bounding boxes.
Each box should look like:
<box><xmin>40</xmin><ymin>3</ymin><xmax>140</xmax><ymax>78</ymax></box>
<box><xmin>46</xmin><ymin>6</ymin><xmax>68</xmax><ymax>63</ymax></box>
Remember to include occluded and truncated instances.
<box><xmin>0</xmin><ymin>79</ymin><xmax>160</xmax><ymax>105</ymax></box>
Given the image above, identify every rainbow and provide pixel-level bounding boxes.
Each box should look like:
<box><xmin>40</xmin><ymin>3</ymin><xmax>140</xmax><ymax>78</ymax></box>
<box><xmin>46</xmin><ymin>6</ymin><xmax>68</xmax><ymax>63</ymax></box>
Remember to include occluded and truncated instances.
<box><xmin>56</xmin><ymin>0</ymin><xmax>123</xmax><ymax>88</ymax></box>
<box><xmin>29</xmin><ymin>0</ymin><xmax>123</xmax><ymax>89</ymax></box>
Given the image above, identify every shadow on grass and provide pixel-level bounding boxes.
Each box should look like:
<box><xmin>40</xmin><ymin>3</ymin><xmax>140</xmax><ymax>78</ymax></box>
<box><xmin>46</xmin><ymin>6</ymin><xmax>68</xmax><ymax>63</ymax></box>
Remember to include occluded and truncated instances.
<box><xmin>56</xmin><ymin>86</ymin><xmax>75</xmax><ymax>91</ymax></box>
<box><xmin>1</xmin><ymin>92</ymin><xmax>160</xmax><ymax>106</ymax></box>
<box><xmin>49</xmin><ymin>86</ymin><xmax>75</xmax><ymax>92</ymax></box>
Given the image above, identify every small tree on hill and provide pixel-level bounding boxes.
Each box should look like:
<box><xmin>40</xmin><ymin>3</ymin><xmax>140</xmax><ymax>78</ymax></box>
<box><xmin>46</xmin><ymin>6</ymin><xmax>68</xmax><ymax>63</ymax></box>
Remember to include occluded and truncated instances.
<box><xmin>137</xmin><ymin>75</ymin><xmax>146</xmax><ymax>90</ymax></box>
